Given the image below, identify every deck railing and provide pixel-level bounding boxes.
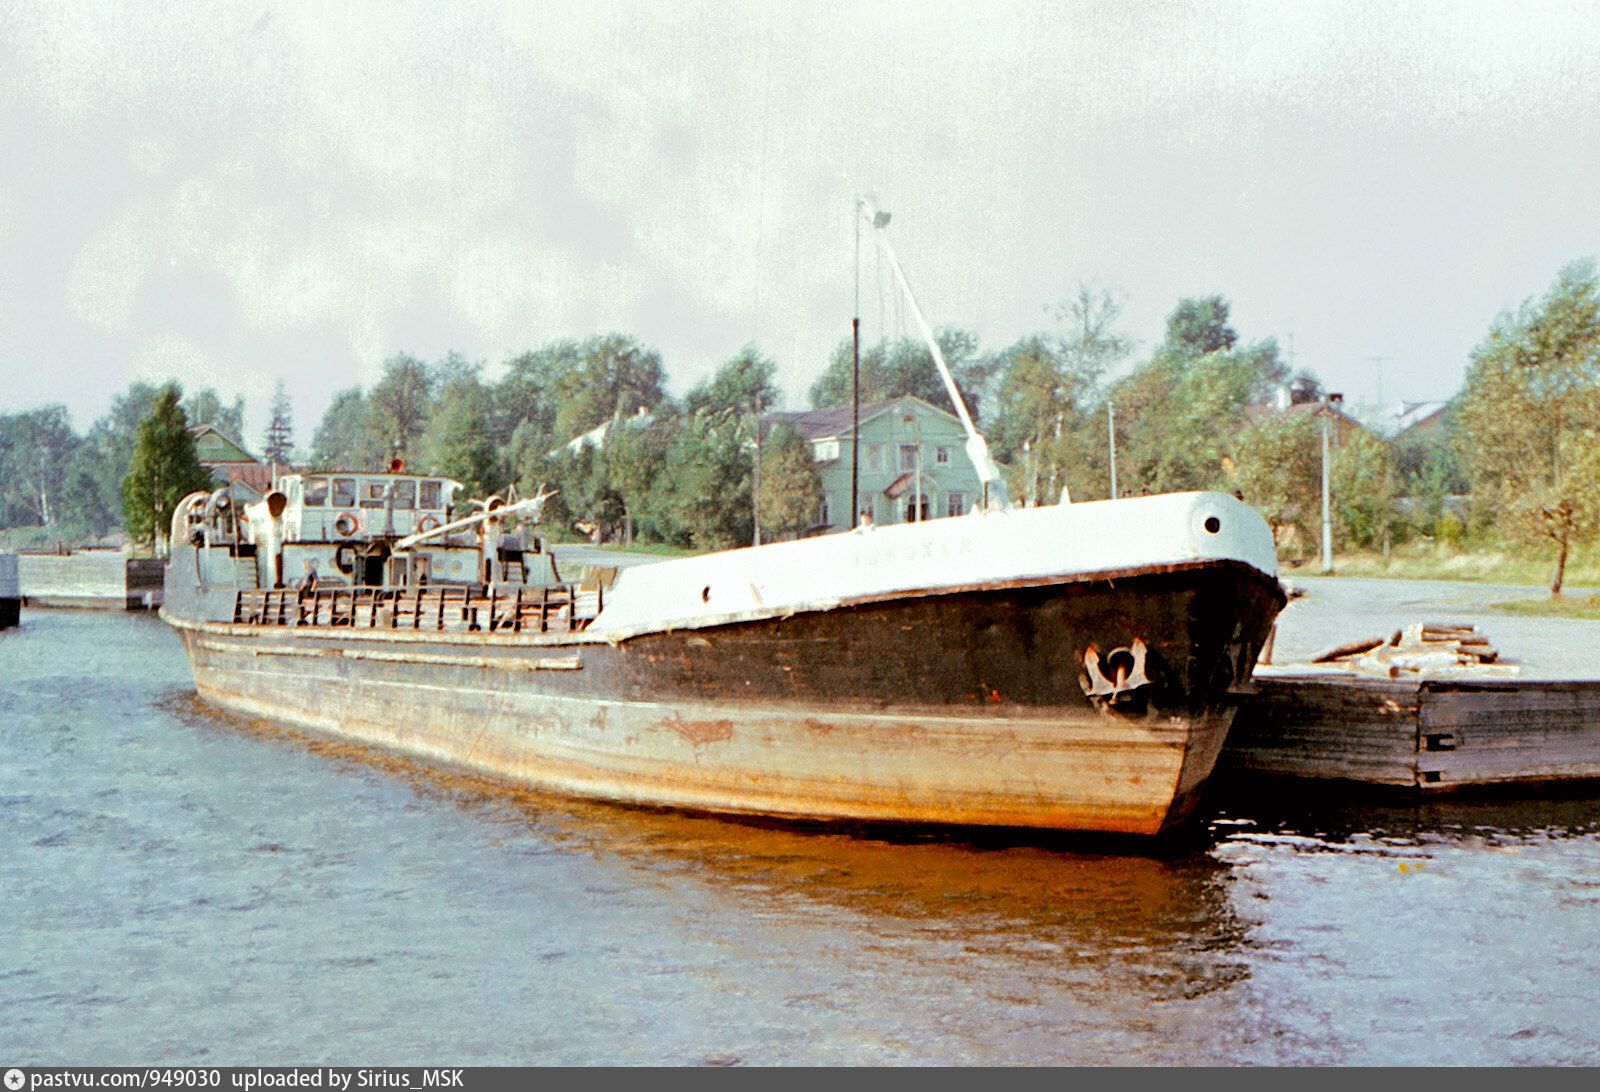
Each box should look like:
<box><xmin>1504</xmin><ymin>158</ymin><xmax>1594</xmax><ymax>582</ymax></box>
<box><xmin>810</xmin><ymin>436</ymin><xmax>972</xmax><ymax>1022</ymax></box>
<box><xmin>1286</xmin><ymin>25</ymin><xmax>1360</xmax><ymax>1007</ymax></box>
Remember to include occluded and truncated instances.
<box><xmin>233</xmin><ymin>582</ymin><xmax>601</xmax><ymax>633</ymax></box>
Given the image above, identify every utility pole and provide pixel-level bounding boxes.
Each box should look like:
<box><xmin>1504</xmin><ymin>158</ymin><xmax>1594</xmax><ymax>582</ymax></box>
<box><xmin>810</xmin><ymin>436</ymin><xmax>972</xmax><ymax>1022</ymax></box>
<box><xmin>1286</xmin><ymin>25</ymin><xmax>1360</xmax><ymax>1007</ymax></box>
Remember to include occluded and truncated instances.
<box><xmin>1320</xmin><ymin>392</ymin><xmax>1342</xmax><ymax>573</ymax></box>
<box><xmin>751</xmin><ymin>396</ymin><xmax>762</xmax><ymax>547</ymax></box>
<box><xmin>1107</xmin><ymin>402</ymin><xmax>1118</xmax><ymax>500</ymax></box>
<box><xmin>1368</xmin><ymin>356</ymin><xmax>1387</xmax><ymax>408</ymax></box>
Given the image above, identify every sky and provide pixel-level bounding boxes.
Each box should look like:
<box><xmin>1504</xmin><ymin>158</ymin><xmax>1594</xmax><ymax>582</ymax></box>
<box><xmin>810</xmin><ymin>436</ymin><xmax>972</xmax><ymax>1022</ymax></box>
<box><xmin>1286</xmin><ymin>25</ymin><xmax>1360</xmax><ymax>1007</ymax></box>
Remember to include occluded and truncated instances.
<box><xmin>3</xmin><ymin>0</ymin><xmax>1599</xmax><ymax>453</ymax></box>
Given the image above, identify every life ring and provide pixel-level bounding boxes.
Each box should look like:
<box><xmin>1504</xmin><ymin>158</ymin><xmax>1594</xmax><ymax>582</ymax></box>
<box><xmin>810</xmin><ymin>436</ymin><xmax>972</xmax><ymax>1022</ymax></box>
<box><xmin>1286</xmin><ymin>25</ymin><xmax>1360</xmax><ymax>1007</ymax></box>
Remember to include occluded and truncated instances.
<box><xmin>334</xmin><ymin>511</ymin><xmax>359</xmax><ymax>538</ymax></box>
<box><xmin>417</xmin><ymin>515</ymin><xmax>440</xmax><ymax>534</ymax></box>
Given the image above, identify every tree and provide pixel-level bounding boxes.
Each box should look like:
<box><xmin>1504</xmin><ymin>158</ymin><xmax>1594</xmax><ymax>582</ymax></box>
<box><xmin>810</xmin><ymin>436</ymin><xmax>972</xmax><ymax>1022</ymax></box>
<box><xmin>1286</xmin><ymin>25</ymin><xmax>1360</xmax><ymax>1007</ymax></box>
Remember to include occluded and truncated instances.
<box><xmin>687</xmin><ymin>346</ymin><xmax>781</xmax><ymax>544</ymax></box>
<box><xmin>367</xmin><ymin>353</ymin><xmax>434</xmax><ymax>466</ymax></box>
<box><xmin>807</xmin><ymin>329</ymin><xmax>990</xmax><ymax>420</ymax></box>
<box><xmin>685</xmin><ymin>344</ymin><xmax>781</xmax><ymax>421</ymax></box>
<box><xmin>120</xmin><ymin>384</ymin><xmax>215</xmax><ymax>554</ymax></box>
<box><xmin>1331</xmin><ymin>429</ymin><xmax>1399</xmax><ymax>551</ymax></box>
<box><xmin>79</xmin><ymin>381</ymin><xmax>167</xmax><ymax>531</ymax></box>
<box><xmin>419</xmin><ymin>363</ymin><xmax>502</xmax><ymax>498</ymax></box>
<box><xmin>1163</xmin><ymin>296</ymin><xmax>1238</xmax><ymax>355</ymax></box>
<box><xmin>0</xmin><ymin>406</ymin><xmax>78</xmax><ymax>529</ymax></box>
<box><xmin>757</xmin><ymin>424</ymin><xmax>823</xmax><ymax>540</ymax></box>
<box><xmin>261</xmin><ymin>380</ymin><xmax>295</xmax><ymax>467</ymax></box>
<box><xmin>599</xmin><ymin>406</ymin><xmax>678</xmax><ymax>545</ymax></box>
<box><xmin>182</xmin><ymin>388</ymin><xmax>245</xmax><ymax>440</ymax></box>
<box><xmin>989</xmin><ymin>286</ymin><xmax>1131</xmax><ymax>504</ymax></box>
<box><xmin>1229</xmin><ymin>411</ymin><xmax>1321</xmax><ymax>557</ymax></box>
<box><xmin>1456</xmin><ymin>259</ymin><xmax>1600</xmax><ymax>594</ymax></box>
<box><xmin>553</xmin><ymin>334</ymin><xmax>667</xmax><ymax>441</ymax></box>
<box><xmin>309</xmin><ymin>387</ymin><xmax>371</xmax><ymax>471</ymax></box>
<box><xmin>1110</xmin><ymin>297</ymin><xmax>1287</xmax><ymax>495</ymax></box>
<box><xmin>655</xmin><ymin>414</ymin><xmax>754</xmax><ymax>551</ymax></box>
<box><xmin>495</xmin><ymin>341</ymin><xmax>578</xmax><ymax>446</ymax></box>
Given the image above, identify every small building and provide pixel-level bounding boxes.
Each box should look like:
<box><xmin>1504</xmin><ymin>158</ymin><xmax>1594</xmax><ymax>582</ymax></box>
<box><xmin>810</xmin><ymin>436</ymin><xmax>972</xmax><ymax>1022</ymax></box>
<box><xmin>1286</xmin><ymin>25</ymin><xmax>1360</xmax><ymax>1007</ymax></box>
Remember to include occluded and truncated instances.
<box><xmin>764</xmin><ymin>396</ymin><xmax>982</xmax><ymax>532</ymax></box>
<box><xmin>1243</xmin><ymin>395</ymin><xmax>1371</xmax><ymax>448</ymax></box>
<box><xmin>190</xmin><ymin>425</ymin><xmax>276</xmax><ymax>503</ymax></box>
<box><xmin>1391</xmin><ymin>400</ymin><xmax>1450</xmax><ymax>441</ymax></box>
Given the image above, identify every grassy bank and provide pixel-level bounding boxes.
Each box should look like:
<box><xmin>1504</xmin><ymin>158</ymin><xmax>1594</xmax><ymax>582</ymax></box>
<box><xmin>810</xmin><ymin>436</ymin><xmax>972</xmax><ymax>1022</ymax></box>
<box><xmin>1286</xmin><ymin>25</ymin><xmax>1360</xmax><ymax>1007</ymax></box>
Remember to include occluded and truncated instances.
<box><xmin>1279</xmin><ymin>540</ymin><xmax>1600</xmax><ymax>617</ymax></box>
<box><xmin>1284</xmin><ymin>540</ymin><xmax>1599</xmax><ymax>589</ymax></box>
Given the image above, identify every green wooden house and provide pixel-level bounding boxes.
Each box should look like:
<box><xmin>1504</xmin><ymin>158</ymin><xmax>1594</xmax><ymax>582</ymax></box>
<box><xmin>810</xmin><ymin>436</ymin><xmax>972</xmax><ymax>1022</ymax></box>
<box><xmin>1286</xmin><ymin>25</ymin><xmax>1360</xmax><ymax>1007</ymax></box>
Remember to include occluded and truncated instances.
<box><xmin>764</xmin><ymin>395</ymin><xmax>982</xmax><ymax>532</ymax></box>
<box><xmin>190</xmin><ymin>425</ymin><xmax>275</xmax><ymax>502</ymax></box>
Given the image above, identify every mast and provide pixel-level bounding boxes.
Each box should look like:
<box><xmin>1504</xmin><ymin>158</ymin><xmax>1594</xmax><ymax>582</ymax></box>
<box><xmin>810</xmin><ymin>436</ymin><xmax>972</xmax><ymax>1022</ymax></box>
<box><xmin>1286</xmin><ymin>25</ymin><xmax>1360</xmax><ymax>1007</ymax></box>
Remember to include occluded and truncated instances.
<box><xmin>858</xmin><ymin>200</ymin><xmax>1010</xmax><ymax>511</ymax></box>
<box><xmin>851</xmin><ymin>199</ymin><xmax>862</xmax><ymax>529</ymax></box>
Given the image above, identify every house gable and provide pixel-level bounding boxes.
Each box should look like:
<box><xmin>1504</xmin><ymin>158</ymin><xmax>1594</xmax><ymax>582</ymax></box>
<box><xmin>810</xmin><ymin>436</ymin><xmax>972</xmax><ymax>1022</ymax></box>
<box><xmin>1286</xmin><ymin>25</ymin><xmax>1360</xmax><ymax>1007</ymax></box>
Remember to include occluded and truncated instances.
<box><xmin>190</xmin><ymin>425</ymin><xmax>259</xmax><ymax>465</ymax></box>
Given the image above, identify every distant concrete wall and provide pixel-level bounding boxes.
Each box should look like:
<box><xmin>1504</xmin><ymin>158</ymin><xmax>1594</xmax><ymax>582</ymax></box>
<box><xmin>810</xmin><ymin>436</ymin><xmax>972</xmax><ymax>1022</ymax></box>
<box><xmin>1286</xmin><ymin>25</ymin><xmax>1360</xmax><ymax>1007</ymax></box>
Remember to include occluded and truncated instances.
<box><xmin>16</xmin><ymin>550</ymin><xmax>165</xmax><ymax>610</ymax></box>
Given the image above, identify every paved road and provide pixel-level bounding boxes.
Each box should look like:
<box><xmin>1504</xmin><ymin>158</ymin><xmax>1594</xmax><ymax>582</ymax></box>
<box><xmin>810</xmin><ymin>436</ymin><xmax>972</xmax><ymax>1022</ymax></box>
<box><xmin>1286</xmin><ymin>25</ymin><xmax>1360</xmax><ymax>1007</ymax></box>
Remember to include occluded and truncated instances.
<box><xmin>1271</xmin><ymin>575</ymin><xmax>1600</xmax><ymax>679</ymax></box>
<box><xmin>546</xmin><ymin>542</ymin><xmax>672</xmax><ymax>572</ymax></box>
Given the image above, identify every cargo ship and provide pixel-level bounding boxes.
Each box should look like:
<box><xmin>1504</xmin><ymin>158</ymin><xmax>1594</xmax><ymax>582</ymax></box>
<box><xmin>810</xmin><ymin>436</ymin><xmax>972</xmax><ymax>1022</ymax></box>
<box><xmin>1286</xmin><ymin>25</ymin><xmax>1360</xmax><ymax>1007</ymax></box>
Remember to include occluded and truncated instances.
<box><xmin>160</xmin><ymin>471</ymin><xmax>1285</xmax><ymax>835</ymax></box>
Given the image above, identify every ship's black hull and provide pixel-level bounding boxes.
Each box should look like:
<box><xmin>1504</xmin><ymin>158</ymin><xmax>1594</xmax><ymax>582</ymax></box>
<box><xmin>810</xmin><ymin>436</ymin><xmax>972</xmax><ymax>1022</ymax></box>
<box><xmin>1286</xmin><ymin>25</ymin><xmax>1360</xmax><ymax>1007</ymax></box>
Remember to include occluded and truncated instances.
<box><xmin>165</xmin><ymin>559</ymin><xmax>1284</xmax><ymax>835</ymax></box>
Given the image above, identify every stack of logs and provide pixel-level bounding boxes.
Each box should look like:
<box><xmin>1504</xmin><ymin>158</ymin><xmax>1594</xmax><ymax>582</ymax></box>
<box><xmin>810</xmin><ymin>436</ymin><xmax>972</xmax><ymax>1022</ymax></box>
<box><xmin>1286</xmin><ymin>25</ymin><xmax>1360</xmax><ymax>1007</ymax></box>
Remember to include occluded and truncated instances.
<box><xmin>1307</xmin><ymin>622</ymin><xmax>1517</xmax><ymax>679</ymax></box>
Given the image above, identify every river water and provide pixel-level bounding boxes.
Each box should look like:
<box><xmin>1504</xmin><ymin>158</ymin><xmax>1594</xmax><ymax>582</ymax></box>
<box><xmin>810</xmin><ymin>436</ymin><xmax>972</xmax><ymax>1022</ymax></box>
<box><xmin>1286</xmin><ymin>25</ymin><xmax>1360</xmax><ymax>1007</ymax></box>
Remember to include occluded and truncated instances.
<box><xmin>5</xmin><ymin>583</ymin><xmax>1600</xmax><ymax>1066</ymax></box>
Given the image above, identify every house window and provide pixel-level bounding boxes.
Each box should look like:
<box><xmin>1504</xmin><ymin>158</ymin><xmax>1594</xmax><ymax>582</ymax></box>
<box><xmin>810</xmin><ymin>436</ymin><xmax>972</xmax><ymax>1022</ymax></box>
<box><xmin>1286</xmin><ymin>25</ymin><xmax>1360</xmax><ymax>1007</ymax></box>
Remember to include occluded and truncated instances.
<box><xmin>899</xmin><ymin>444</ymin><xmax>918</xmax><ymax>471</ymax></box>
<box><xmin>947</xmin><ymin>492</ymin><xmax>965</xmax><ymax>518</ymax></box>
<box><xmin>936</xmin><ymin>445</ymin><xmax>950</xmax><ymax>465</ymax></box>
<box><xmin>818</xmin><ymin>495</ymin><xmax>831</xmax><ymax>526</ymax></box>
<box><xmin>905</xmin><ymin>497</ymin><xmax>930</xmax><ymax>523</ymax></box>
<box><xmin>866</xmin><ymin>444</ymin><xmax>883</xmax><ymax>471</ymax></box>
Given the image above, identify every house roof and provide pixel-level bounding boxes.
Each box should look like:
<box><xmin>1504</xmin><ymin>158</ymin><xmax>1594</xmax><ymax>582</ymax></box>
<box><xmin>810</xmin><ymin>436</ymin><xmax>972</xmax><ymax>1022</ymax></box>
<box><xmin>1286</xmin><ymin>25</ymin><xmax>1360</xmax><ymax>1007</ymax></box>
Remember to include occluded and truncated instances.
<box><xmin>190</xmin><ymin>424</ymin><xmax>259</xmax><ymax>465</ymax></box>
<box><xmin>763</xmin><ymin>395</ymin><xmax>958</xmax><ymax>442</ymax></box>
<box><xmin>553</xmin><ymin>407</ymin><xmax>654</xmax><ymax>457</ymax></box>
<box><xmin>1243</xmin><ymin>400</ymin><xmax>1368</xmax><ymax>433</ymax></box>
<box><xmin>1393</xmin><ymin>401</ymin><xmax>1449</xmax><ymax>435</ymax></box>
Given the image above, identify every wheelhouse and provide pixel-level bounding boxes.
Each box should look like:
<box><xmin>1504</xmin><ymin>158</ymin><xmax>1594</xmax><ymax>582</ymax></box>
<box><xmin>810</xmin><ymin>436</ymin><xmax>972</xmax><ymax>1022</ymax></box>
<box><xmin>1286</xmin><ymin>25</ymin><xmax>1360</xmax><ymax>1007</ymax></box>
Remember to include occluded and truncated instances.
<box><xmin>277</xmin><ymin>472</ymin><xmax>463</xmax><ymax>542</ymax></box>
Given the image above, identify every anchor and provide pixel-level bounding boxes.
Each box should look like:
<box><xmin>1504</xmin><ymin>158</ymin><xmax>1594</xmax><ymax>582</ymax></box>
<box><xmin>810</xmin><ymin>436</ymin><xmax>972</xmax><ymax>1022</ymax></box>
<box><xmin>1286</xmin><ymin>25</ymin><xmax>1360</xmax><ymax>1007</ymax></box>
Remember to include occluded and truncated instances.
<box><xmin>1081</xmin><ymin>638</ymin><xmax>1153</xmax><ymax>703</ymax></box>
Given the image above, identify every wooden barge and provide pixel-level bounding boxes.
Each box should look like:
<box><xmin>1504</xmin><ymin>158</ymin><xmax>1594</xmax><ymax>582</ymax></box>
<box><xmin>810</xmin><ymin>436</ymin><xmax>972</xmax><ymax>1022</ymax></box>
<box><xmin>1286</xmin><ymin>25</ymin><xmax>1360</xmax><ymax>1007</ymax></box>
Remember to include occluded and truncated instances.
<box><xmin>1220</xmin><ymin>648</ymin><xmax>1600</xmax><ymax>794</ymax></box>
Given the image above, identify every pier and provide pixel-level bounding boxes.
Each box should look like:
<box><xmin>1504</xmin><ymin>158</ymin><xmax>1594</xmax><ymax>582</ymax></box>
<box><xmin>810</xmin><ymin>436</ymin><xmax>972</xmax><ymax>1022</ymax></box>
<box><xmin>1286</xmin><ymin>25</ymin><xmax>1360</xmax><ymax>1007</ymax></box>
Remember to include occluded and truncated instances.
<box><xmin>14</xmin><ymin>548</ymin><xmax>165</xmax><ymax>611</ymax></box>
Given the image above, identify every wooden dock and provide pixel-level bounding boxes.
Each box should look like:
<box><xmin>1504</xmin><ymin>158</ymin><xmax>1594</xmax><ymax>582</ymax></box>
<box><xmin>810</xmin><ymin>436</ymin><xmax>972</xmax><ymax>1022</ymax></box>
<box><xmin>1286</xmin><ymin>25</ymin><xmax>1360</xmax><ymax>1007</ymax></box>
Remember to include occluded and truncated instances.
<box><xmin>1221</xmin><ymin>665</ymin><xmax>1600</xmax><ymax>793</ymax></box>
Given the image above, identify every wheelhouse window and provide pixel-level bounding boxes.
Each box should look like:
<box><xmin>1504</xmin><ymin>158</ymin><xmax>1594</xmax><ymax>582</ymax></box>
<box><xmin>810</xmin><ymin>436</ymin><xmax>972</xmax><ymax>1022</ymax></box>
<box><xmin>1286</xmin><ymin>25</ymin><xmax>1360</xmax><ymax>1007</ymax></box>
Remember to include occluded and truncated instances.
<box><xmin>391</xmin><ymin>480</ymin><xmax>416</xmax><ymax>510</ymax></box>
<box><xmin>419</xmin><ymin>480</ymin><xmax>442</xmax><ymax>510</ymax></box>
<box><xmin>360</xmin><ymin>481</ymin><xmax>387</xmax><ymax>508</ymax></box>
<box><xmin>331</xmin><ymin>478</ymin><xmax>356</xmax><ymax>508</ymax></box>
<box><xmin>302</xmin><ymin>477</ymin><xmax>329</xmax><ymax>506</ymax></box>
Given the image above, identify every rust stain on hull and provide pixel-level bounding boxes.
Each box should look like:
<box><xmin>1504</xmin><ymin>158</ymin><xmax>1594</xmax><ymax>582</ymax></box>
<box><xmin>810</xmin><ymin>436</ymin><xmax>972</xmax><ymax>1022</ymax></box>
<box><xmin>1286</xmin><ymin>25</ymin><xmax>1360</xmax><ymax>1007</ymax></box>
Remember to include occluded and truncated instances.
<box><xmin>663</xmin><ymin>713</ymin><xmax>735</xmax><ymax>747</ymax></box>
